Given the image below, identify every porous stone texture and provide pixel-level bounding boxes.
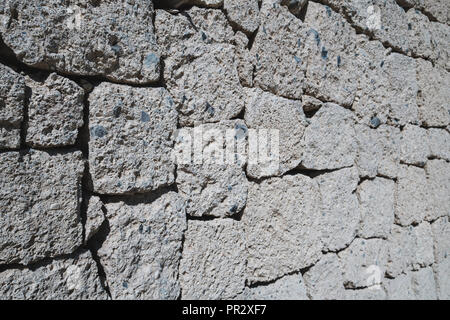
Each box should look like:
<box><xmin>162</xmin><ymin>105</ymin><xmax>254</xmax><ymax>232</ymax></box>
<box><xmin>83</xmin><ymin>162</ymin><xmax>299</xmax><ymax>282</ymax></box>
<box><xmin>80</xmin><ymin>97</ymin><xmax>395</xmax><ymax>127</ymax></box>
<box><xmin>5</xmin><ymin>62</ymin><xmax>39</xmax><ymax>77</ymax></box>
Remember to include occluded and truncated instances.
<box><xmin>416</xmin><ymin>59</ymin><xmax>450</xmax><ymax>127</ymax></box>
<box><xmin>175</xmin><ymin>120</ymin><xmax>248</xmax><ymax>218</ymax></box>
<box><xmin>180</xmin><ymin>219</ymin><xmax>246</xmax><ymax>300</ymax></box>
<box><xmin>84</xmin><ymin>196</ymin><xmax>105</xmax><ymax>243</ymax></box>
<box><xmin>0</xmin><ymin>251</ymin><xmax>108</xmax><ymax>299</ymax></box>
<box><xmin>355</xmin><ymin>124</ymin><xmax>401</xmax><ymax>179</ymax></box>
<box><xmin>243</xmin><ymin>174</ymin><xmax>322</xmax><ymax>284</ymax></box>
<box><xmin>1</xmin><ymin>0</ymin><xmax>448</xmax><ymax>301</ymax></box>
<box><xmin>0</xmin><ymin>150</ymin><xmax>84</xmax><ymax>265</ymax></box>
<box><xmin>245</xmin><ymin>87</ymin><xmax>308</xmax><ymax>178</ymax></box>
<box><xmin>432</xmin><ymin>217</ymin><xmax>450</xmax><ymax>299</ymax></box>
<box><xmin>88</xmin><ymin>83</ymin><xmax>177</xmax><ymax>195</ymax></box>
<box><xmin>0</xmin><ymin>63</ymin><xmax>25</xmax><ymax>149</ymax></box>
<box><xmin>224</xmin><ymin>0</ymin><xmax>259</xmax><ymax>35</ymax></box>
<box><xmin>357</xmin><ymin>177</ymin><xmax>395</xmax><ymax>239</ymax></box>
<box><xmin>316</xmin><ymin>167</ymin><xmax>360</xmax><ymax>252</ymax></box>
<box><xmin>25</xmin><ymin>73</ymin><xmax>84</xmax><ymax>148</ymax></box>
<box><xmin>0</xmin><ymin>0</ymin><xmax>160</xmax><ymax>84</ymax></box>
<box><xmin>156</xmin><ymin>8</ymin><xmax>244</xmax><ymax>126</ymax></box>
<box><xmin>338</xmin><ymin>238</ymin><xmax>388</xmax><ymax>289</ymax></box>
<box><xmin>98</xmin><ymin>192</ymin><xmax>187</xmax><ymax>300</ymax></box>
<box><xmin>301</xmin><ymin>104</ymin><xmax>357</xmax><ymax>170</ymax></box>
<box><xmin>303</xmin><ymin>253</ymin><xmax>346</xmax><ymax>300</ymax></box>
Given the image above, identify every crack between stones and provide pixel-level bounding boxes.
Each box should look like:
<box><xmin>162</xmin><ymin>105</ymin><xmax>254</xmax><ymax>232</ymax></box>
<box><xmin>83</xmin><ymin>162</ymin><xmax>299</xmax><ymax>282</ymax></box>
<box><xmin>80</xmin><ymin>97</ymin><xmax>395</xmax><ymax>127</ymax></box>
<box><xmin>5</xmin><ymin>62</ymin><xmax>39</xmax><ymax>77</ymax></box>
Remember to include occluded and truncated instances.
<box><xmin>310</xmin><ymin>0</ymin><xmax>436</xmax><ymax>66</ymax></box>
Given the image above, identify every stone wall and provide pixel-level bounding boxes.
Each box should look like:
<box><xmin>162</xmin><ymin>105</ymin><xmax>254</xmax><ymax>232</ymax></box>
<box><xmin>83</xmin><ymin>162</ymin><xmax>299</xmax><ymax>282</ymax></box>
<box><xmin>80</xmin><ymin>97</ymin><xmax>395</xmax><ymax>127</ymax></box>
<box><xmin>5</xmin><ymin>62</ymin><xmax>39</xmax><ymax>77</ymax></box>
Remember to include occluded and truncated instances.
<box><xmin>0</xmin><ymin>0</ymin><xmax>448</xmax><ymax>300</ymax></box>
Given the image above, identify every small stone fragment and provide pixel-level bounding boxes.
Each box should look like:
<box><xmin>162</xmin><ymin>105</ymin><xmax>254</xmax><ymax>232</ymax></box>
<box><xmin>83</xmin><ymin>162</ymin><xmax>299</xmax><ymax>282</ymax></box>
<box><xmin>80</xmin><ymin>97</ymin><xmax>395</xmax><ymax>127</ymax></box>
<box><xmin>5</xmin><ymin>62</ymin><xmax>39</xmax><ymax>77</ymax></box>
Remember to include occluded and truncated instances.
<box><xmin>85</xmin><ymin>196</ymin><xmax>105</xmax><ymax>243</ymax></box>
<box><xmin>26</xmin><ymin>73</ymin><xmax>84</xmax><ymax>148</ymax></box>
<box><xmin>224</xmin><ymin>0</ymin><xmax>259</xmax><ymax>34</ymax></box>
<box><xmin>180</xmin><ymin>219</ymin><xmax>246</xmax><ymax>300</ymax></box>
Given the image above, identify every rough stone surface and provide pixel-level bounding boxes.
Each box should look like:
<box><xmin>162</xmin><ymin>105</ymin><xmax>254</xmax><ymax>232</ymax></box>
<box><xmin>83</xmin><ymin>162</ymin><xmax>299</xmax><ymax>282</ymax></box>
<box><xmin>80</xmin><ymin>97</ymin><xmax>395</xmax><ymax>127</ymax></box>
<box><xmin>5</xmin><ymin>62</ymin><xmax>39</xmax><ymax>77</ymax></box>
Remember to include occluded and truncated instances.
<box><xmin>0</xmin><ymin>0</ymin><xmax>448</xmax><ymax>301</ymax></box>
<box><xmin>303</xmin><ymin>253</ymin><xmax>346</xmax><ymax>300</ymax></box>
<box><xmin>316</xmin><ymin>167</ymin><xmax>360</xmax><ymax>252</ymax></box>
<box><xmin>239</xmin><ymin>274</ymin><xmax>309</xmax><ymax>300</ymax></box>
<box><xmin>0</xmin><ymin>150</ymin><xmax>84</xmax><ymax>265</ymax></box>
<box><xmin>245</xmin><ymin>87</ymin><xmax>308</xmax><ymax>178</ymax></box>
<box><xmin>386</xmin><ymin>222</ymin><xmax>434</xmax><ymax>277</ymax></box>
<box><xmin>339</xmin><ymin>238</ymin><xmax>388</xmax><ymax>289</ymax></box>
<box><xmin>156</xmin><ymin>8</ymin><xmax>244</xmax><ymax>126</ymax></box>
<box><xmin>175</xmin><ymin>120</ymin><xmax>248</xmax><ymax>218</ymax></box>
<box><xmin>416</xmin><ymin>59</ymin><xmax>450</xmax><ymax>127</ymax></box>
<box><xmin>84</xmin><ymin>196</ymin><xmax>105</xmax><ymax>243</ymax></box>
<box><xmin>357</xmin><ymin>177</ymin><xmax>395</xmax><ymax>239</ymax></box>
<box><xmin>428</xmin><ymin>129</ymin><xmax>450</xmax><ymax>161</ymax></box>
<box><xmin>98</xmin><ymin>192</ymin><xmax>186</xmax><ymax>300</ymax></box>
<box><xmin>344</xmin><ymin>287</ymin><xmax>387</xmax><ymax>300</ymax></box>
<box><xmin>0</xmin><ymin>63</ymin><xmax>25</xmax><ymax>149</ymax></box>
<box><xmin>0</xmin><ymin>251</ymin><xmax>107</xmax><ymax>299</ymax></box>
<box><xmin>301</xmin><ymin>104</ymin><xmax>357</xmax><ymax>170</ymax></box>
<box><xmin>243</xmin><ymin>175</ymin><xmax>322</xmax><ymax>284</ymax></box>
<box><xmin>400</xmin><ymin>125</ymin><xmax>430</xmax><ymax>166</ymax></box>
<box><xmin>250</xmin><ymin>0</ymin><xmax>306</xmax><ymax>100</ymax></box>
<box><xmin>395</xmin><ymin>165</ymin><xmax>429</xmax><ymax>226</ymax></box>
<box><xmin>180</xmin><ymin>219</ymin><xmax>246</xmax><ymax>300</ymax></box>
<box><xmin>0</xmin><ymin>0</ymin><xmax>160</xmax><ymax>84</ymax></box>
<box><xmin>88</xmin><ymin>83</ymin><xmax>177</xmax><ymax>195</ymax></box>
<box><xmin>355</xmin><ymin>124</ymin><xmax>401</xmax><ymax>179</ymax></box>
<box><xmin>224</xmin><ymin>0</ymin><xmax>259</xmax><ymax>34</ymax></box>
<box><xmin>26</xmin><ymin>73</ymin><xmax>84</xmax><ymax>148</ymax></box>
<box><xmin>425</xmin><ymin>159</ymin><xmax>450</xmax><ymax>221</ymax></box>
<box><xmin>432</xmin><ymin>217</ymin><xmax>450</xmax><ymax>299</ymax></box>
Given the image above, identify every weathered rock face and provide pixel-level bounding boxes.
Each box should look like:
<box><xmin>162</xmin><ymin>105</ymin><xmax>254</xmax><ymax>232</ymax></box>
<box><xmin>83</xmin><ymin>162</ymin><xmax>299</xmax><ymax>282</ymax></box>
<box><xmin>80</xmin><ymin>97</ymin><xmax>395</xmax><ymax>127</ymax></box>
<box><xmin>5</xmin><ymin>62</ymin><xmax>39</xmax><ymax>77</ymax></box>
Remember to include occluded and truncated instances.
<box><xmin>301</xmin><ymin>104</ymin><xmax>357</xmax><ymax>170</ymax></box>
<box><xmin>84</xmin><ymin>196</ymin><xmax>105</xmax><ymax>243</ymax></box>
<box><xmin>245</xmin><ymin>87</ymin><xmax>308</xmax><ymax>178</ymax></box>
<box><xmin>0</xmin><ymin>0</ymin><xmax>160</xmax><ymax>84</ymax></box>
<box><xmin>88</xmin><ymin>83</ymin><xmax>177</xmax><ymax>195</ymax></box>
<box><xmin>98</xmin><ymin>192</ymin><xmax>187</xmax><ymax>300</ymax></box>
<box><xmin>155</xmin><ymin>8</ymin><xmax>244</xmax><ymax>126</ymax></box>
<box><xmin>180</xmin><ymin>219</ymin><xmax>246</xmax><ymax>299</ymax></box>
<box><xmin>0</xmin><ymin>150</ymin><xmax>84</xmax><ymax>265</ymax></box>
<box><xmin>0</xmin><ymin>0</ymin><xmax>448</xmax><ymax>301</ymax></box>
<box><xmin>26</xmin><ymin>73</ymin><xmax>84</xmax><ymax>148</ymax></box>
<box><xmin>0</xmin><ymin>63</ymin><xmax>25</xmax><ymax>149</ymax></box>
<box><xmin>0</xmin><ymin>251</ymin><xmax>108</xmax><ymax>299</ymax></box>
<box><xmin>175</xmin><ymin>120</ymin><xmax>248</xmax><ymax>218</ymax></box>
<box><xmin>243</xmin><ymin>174</ymin><xmax>322</xmax><ymax>284</ymax></box>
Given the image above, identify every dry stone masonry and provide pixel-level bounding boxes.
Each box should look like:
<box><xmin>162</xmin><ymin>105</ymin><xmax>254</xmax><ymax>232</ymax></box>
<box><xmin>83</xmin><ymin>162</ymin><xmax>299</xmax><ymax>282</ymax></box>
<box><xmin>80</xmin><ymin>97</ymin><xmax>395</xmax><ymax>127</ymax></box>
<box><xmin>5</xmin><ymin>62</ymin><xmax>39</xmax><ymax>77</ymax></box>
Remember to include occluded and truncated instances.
<box><xmin>0</xmin><ymin>0</ymin><xmax>449</xmax><ymax>300</ymax></box>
